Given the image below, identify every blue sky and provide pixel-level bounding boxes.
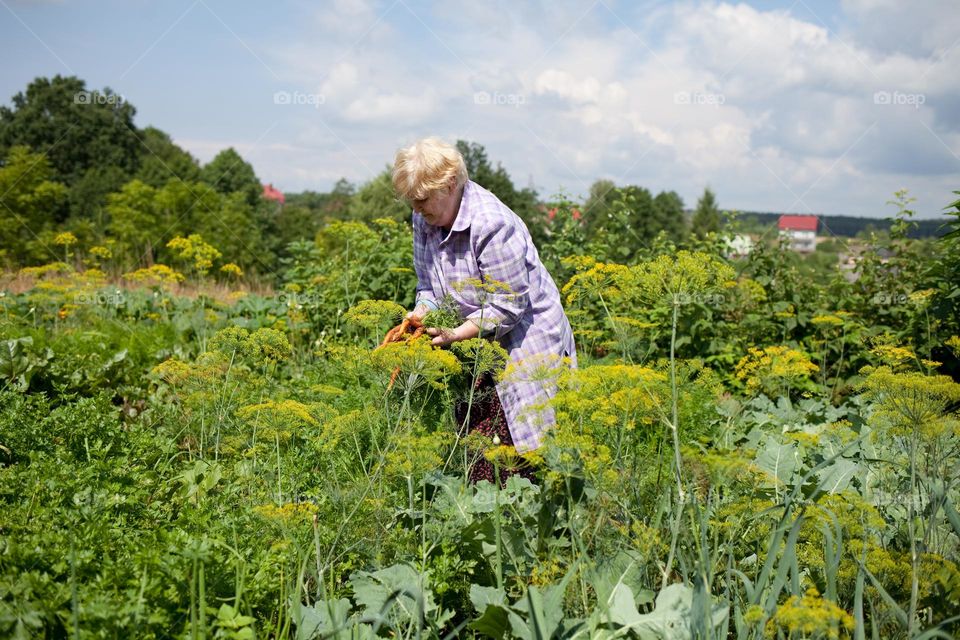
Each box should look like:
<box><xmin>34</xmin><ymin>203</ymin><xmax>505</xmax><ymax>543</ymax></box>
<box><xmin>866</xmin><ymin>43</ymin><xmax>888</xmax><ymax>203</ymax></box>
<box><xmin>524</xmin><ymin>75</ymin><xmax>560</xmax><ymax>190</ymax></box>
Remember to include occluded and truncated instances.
<box><xmin>2</xmin><ymin>0</ymin><xmax>958</xmax><ymax>218</ymax></box>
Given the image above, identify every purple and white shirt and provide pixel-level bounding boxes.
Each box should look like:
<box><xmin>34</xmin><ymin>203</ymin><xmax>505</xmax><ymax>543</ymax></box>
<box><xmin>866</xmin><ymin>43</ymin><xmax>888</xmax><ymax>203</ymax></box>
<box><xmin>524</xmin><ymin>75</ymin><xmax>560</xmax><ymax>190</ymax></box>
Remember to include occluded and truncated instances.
<box><xmin>412</xmin><ymin>180</ymin><xmax>577</xmax><ymax>452</ymax></box>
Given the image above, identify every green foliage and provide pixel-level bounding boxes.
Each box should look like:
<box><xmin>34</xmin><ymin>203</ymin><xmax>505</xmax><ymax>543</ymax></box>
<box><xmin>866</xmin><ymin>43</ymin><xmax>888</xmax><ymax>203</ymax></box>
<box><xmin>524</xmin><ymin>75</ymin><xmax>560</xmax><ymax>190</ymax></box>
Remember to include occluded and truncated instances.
<box><xmin>346</xmin><ymin>167</ymin><xmax>410</xmax><ymax>223</ymax></box>
<box><xmin>0</xmin><ymin>146</ymin><xmax>68</xmax><ymax>266</ymax></box>
<box><xmin>0</xmin><ymin>74</ymin><xmax>140</xmax><ymax>193</ymax></box>
<box><xmin>691</xmin><ymin>187</ymin><xmax>721</xmax><ymax>238</ymax></box>
<box><xmin>134</xmin><ymin>126</ymin><xmax>202</xmax><ymax>187</ymax></box>
<box><xmin>200</xmin><ymin>147</ymin><xmax>261</xmax><ymax>206</ymax></box>
<box><xmin>456</xmin><ymin>140</ymin><xmax>541</xmax><ymax>240</ymax></box>
<box><xmin>583</xmin><ymin>184</ymin><xmax>688</xmax><ymax>261</ymax></box>
<box><xmin>2</xmin><ymin>82</ymin><xmax>960</xmax><ymax>638</ymax></box>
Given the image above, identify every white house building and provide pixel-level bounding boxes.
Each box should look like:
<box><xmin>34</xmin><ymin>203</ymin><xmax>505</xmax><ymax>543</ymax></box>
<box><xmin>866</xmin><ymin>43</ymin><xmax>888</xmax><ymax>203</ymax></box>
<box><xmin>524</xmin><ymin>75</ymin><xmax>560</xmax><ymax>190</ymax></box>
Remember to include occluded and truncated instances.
<box><xmin>778</xmin><ymin>215</ymin><xmax>818</xmax><ymax>252</ymax></box>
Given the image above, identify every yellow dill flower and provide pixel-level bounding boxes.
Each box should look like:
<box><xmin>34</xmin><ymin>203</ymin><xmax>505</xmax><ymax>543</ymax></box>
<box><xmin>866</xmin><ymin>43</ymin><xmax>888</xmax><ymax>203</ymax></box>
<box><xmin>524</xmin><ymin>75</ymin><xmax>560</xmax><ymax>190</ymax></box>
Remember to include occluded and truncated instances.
<box><xmin>122</xmin><ymin>264</ymin><xmax>185</xmax><ymax>286</ymax></box>
<box><xmin>502</xmin><ymin>352</ymin><xmax>573</xmax><ymax>386</ymax></box>
<box><xmin>237</xmin><ymin>399</ymin><xmax>334</xmax><ymax>447</ymax></box>
<box><xmin>371</xmin><ymin>336</ymin><xmax>461</xmax><ymax>389</ymax></box>
<box><xmin>311</xmin><ymin>383</ymin><xmax>345</xmax><ymax>397</ymax></box>
<box><xmin>743</xmin><ymin>604</ymin><xmax>765</xmax><ymax>626</ymax></box>
<box><xmin>343</xmin><ymin>299</ymin><xmax>405</xmax><ymax>330</ymax></box>
<box><xmin>530</xmin><ymin>558</ymin><xmax>566</xmax><ymax>587</ymax></box>
<box><xmin>237</xmin><ymin>399</ymin><xmax>324</xmax><ymax>428</ymax></box>
<box><xmin>736</xmin><ymin>278</ymin><xmax>768</xmax><ymax>306</ymax></box>
<box><xmin>208</xmin><ymin>326</ymin><xmax>292</xmax><ymax>365</ymax></box>
<box><xmin>947</xmin><ymin>336</ymin><xmax>960</xmax><ymax>357</ymax></box>
<box><xmin>768</xmin><ymin>587</ymin><xmax>853</xmax><ymax>639</ymax></box>
<box><xmin>152</xmin><ymin>359</ymin><xmax>194</xmax><ymax>386</ymax></box>
<box><xmin>452</xmin><ymin>276</ymin><xmax>515</xmax><ymax>296</ymax></box>
<box><xmin>254</xmin><ymin>501</ymin><xmax>318</xmax><ymax>525</ymax></box>
<box><xmin>219</xmin><ymin>262</ymin><xmax>243</xmax><ymax>278</ymax></box>
<box><xmin>19</xmin><ymin>262</ymin><xmax>72</xmax><ymax>278</ymax></box>
<box><xmin>53</xmin><ymin>232</ymin><xmax>78</xmax><ymax>246</ymax></box>
<box><xmin>908</xmin><ymin>288</ymin><xmax>935</xmax><ymax>305</ymax></box>
<box><xmin>382</xmin><ymin>430</ymin><xmax>451</xmax><ymax>478</ymax></box>
<box><xmin>811</xmin><ymin>314</ymin><xmax>844</xmax><ymax>327</ymax></box>
<box><xmin>81</xmin><ymin>268</ymin><xmax>107</xmax><ymax>280</ymax></box>
<box><xmin>89</xmin><ymin>245</ymin><xmax>112</xmax><ymax>260</ymax></box>
<box><xmin>559</xmin><ymin>254</ymin><xmax>598</xmax><ymax>274</ymax></box>
<box><xmin>609</xmin><ymin>316</ymin><xmax>658</xmax><ymax>331</ymax></box>
<box><xmin>859</xmin><ymin>366</ymin><xmax>960</xmax><ymax>438</ymax></box>
<box><xmin>167</xmin><ymin>233</ymin><xmax>222</xmax><ymax>277</ymax></box>
<box><xmin>734</xmin><ymin>346</ymin><xmax>818</xmax><ymax>396</ymax></box>
<box><xmin>317</xmin><ymin>409</ymin><xmax>366</xmax><ymax>453</ymax></box>
<box><xmin>451</xmin><ymin>338</ymin><xmax>509</xmax><ymax>380</ymax></box>
<box><xmin>869</xmin><ymin>343</ymin><xmax>915</xmax><ymax>369</ymax></box>
<box><xmin>483</xmin><ymin>445</ymin><xmax>519</xmax><ymax>464</ymax></box>
<box><xmin>561</xmin><ymin>261</ymin><xmax>631</xmax><ymax>305</ymax></box>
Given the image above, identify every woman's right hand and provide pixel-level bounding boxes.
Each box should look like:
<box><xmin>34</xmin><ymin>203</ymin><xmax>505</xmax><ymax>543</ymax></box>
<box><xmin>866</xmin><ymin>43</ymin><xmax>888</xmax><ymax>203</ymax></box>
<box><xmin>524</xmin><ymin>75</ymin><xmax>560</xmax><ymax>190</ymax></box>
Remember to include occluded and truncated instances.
<box><xmin>406</xmin><ymin>303</ymin><xmax>429</xmax><ymax>323</ymax></box>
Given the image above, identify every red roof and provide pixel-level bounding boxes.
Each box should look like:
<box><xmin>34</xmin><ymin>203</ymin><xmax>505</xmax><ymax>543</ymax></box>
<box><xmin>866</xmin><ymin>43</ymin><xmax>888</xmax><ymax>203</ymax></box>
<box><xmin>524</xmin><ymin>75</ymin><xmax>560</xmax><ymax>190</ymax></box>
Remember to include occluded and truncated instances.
<box><xmin>262</xmin><ymin>183</ymin><xmax>285</xmax><ymax>204</ymax></box>
<box><xmin>778</xmin><ymin>215</ymin><xmax>818</xmax><ymax>231</ymax></box>
<box><xmin>547</xmin><ymin>207</ymin><xmax>582</xmax><ymax>221</ymax></box>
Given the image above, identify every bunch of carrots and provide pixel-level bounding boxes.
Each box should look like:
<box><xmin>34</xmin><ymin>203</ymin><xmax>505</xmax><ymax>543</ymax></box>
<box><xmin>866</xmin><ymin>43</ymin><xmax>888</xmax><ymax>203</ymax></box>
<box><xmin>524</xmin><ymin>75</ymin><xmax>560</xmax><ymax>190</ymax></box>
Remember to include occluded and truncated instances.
<box><xmin>375</xmin><ymin>316</ymin><xmax>426</xmax><ymax>389</ymax></box>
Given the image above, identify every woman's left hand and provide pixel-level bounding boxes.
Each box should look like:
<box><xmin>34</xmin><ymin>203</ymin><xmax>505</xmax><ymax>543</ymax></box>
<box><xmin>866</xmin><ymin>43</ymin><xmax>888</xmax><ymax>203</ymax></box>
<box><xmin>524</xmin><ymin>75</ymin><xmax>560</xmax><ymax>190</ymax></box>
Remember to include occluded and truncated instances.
<box><xmin>426</xmin><ymin>320</ymin><xmax>480</xmax><ymax>347</ymax></box>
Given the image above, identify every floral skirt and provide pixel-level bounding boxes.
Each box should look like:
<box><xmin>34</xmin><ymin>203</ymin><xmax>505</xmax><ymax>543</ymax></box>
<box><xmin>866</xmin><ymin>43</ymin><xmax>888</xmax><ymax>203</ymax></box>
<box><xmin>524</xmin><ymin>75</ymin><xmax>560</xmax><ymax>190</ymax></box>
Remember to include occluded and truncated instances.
<box><xmin>454</xmin><ymin>373</ymin><xmax>537</xmax><ymax>486</ymax></box>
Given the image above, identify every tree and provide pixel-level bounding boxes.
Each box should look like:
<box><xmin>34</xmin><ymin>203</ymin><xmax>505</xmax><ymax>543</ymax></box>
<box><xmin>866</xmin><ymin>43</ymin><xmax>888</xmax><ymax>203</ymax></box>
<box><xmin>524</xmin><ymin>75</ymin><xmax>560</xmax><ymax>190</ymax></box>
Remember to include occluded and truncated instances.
<box><xmin>0</xmin><ymin>75</ymin><xmax>141</xmax><ymax>185</ymax></box>
<box><xmin>0</xmin><ymin>145</ymin><xmax>68</xmax><ymax>266</ymax></box>
<box><xmin>0</xmin><ymin>75</ymin><xmax>141</xmax><ymax>218</ymax></box>
<box><xmin>455</xmin><ymin>140</ymin><xmax>540</xmax><ymax>233</ymax></box>
<box><xmin>106</xmin><ymin>179</ymin><xmax>162</xmax><ymax>265</ymax></box>
<box><xmin>653</xmin><ymin>190</ymin><xmax>687</xmax><ymax>242</ymax></box>
<box><xmin>326</xmin><ymin>178</ymin><xmax>355</xmax><ymax>217</ymax></box>
<box><xmin>347</xmin><ymin>168</ymin><xmax>409</xmax><ymax>223</ymax></box>
<box><xmin>200</xmin><ymin>148</ymin><xmax>261</xmax><ymax>206</ymax></box>
<box><xmin>583</xmin><ymin>179</ymin><xmax>617</xmax><ymax>240</ymax></box>
<box><xmin>135</xmin><ymin>126</ymin><xmax>201</xmax><ymax>187</ymax></box>
<box><xmin>691</xmin><ymin>187</ymin><xmax>721</xmax><ymax>238</ymax></box>
<box><xmin>193</xmin><ymin>191</ymin><xmax>272</xmax><ymax>274</ymax></box>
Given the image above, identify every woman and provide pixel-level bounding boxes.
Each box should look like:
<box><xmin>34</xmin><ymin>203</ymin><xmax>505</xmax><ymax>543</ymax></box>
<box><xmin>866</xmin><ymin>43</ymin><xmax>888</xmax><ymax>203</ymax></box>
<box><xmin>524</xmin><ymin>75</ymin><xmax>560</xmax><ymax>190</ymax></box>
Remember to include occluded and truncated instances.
<box><xmin>392</xmin><ymin>137</ymin><xmax>577</xmax><ymax>484</ymax></box>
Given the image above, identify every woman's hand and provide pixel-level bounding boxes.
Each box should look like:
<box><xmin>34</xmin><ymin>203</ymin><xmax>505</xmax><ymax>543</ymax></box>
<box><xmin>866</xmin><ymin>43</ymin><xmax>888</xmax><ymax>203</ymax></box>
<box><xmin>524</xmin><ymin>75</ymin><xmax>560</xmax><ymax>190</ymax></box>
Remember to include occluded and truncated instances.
<box><xmin>426</xmin><ymin>320</ymin><xmax>480</xmax><ymax>347</ymax></box>
<box><xmin>406</xmin><ymin>303</ymin><xmax>429</xmax><ymax>323</ymax></box>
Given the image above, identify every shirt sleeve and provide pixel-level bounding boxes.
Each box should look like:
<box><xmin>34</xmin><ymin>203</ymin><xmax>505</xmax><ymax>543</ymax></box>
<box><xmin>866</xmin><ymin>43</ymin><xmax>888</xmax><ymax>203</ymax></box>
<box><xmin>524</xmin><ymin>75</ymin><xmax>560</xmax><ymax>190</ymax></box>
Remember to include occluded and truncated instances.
<box><xmin>412</xmin><ymin>214</ymin><xmax>437</xmax><ymax>308</ymax></box>
<box><xmin>465</xmin><ymin>219</ymin><xmax>531</xmax><ymax>338</ymax></box>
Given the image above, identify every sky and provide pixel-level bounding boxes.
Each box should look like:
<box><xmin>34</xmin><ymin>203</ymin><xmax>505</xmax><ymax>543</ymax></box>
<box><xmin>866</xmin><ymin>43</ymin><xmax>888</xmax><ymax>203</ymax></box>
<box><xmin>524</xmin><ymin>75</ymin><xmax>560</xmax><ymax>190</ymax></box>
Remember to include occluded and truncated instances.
<box><xmin>1</xmin><ymin>0</ymin><xmax>958</xmax><ymax>219</ymax></box>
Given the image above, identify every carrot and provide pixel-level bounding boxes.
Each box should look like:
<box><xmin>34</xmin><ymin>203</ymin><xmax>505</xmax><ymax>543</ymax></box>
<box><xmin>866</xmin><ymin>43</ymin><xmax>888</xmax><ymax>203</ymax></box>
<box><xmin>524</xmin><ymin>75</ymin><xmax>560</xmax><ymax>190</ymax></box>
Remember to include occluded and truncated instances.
<box><xmin>377</xmin><ymin>316</ymin><xmax>428</xmax><ymax>390</ymax></box>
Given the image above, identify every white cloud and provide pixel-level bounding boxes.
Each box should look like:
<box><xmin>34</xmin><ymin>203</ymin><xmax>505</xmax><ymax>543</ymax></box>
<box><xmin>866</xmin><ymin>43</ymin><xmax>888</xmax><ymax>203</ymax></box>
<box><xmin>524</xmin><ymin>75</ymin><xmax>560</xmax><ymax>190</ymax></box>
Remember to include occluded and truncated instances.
<box><xmin>252</xmin><ymin>0</ymin><xmax>958</xmax><ymax>217</ymax></box>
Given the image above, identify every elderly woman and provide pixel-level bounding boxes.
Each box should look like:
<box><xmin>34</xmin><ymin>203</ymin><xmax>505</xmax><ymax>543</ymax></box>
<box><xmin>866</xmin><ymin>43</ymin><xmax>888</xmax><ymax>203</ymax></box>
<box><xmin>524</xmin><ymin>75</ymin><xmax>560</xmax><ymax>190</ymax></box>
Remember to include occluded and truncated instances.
<box><xmin>392</xmin><ymin>137</ymin><xmax>577</xmax><ymax>484</ymax></box>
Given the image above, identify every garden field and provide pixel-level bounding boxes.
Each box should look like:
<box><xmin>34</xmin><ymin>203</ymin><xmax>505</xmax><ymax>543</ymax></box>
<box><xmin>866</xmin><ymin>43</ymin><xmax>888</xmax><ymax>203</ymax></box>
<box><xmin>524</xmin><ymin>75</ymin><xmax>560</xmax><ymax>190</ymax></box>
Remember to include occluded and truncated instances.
<box><xmin>2</xmin><ymin>189</ymin><xmax>960</xmax><ymax>640</ymax></box>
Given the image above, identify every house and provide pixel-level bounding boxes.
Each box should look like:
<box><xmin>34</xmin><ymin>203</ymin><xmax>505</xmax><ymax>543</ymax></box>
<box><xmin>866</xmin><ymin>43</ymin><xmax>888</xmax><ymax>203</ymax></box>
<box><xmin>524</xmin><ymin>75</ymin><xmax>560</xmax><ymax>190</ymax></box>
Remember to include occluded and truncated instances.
<box><xmin>778</xmin><ymin>215</ymin><xmax>818</xmax><ymax>252</ymax></box>
<box><xmin>262</xmin><ymin>183</ymin><xmax>285</xmax><ymax>205</ymax></box>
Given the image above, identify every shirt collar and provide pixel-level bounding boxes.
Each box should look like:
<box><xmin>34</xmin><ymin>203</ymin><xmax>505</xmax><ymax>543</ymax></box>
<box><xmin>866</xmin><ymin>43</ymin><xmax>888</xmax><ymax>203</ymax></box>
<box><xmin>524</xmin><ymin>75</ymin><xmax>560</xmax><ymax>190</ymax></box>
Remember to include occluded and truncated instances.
<box><xmin>437</xmin><ymin>180</ymin><xmax>476</xmax><ymax>243</ymax></box>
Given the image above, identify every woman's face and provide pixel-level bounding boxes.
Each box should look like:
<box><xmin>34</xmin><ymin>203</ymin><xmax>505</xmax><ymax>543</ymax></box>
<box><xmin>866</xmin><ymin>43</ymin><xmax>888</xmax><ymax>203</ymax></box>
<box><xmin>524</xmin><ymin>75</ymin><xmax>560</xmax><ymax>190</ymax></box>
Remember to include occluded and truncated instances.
<box><xmin>412</xmin><ymin>181</ymin><xmax>462</xmax><ymax>229</ymax></box>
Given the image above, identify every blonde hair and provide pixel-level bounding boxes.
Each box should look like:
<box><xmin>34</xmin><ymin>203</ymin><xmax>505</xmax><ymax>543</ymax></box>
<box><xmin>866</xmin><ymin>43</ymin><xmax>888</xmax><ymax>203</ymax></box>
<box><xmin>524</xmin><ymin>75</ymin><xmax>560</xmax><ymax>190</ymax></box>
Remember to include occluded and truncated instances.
<box><xmin>392</xmin><ymin>137</ymin><xmax>468</xmax><ymax>202</ymax></box>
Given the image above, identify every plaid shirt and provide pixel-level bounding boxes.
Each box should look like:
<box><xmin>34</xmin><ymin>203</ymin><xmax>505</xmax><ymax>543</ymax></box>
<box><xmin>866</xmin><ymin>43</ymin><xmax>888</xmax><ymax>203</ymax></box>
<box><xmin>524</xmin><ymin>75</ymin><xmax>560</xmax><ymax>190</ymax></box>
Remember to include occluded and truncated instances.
<box><xmin>412</xmin><ymin>180</ymin><xmax>577</xmax><ymax>452</ymax></box>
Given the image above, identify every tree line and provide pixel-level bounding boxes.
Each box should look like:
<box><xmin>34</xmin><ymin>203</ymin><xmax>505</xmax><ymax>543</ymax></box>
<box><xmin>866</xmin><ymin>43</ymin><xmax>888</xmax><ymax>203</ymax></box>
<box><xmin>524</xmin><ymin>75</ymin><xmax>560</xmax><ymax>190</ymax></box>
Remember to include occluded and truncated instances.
<box><xmin>0</xmin><ymin>74</ymin><xmax>725</xmax><ymax>279</ymax></box>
